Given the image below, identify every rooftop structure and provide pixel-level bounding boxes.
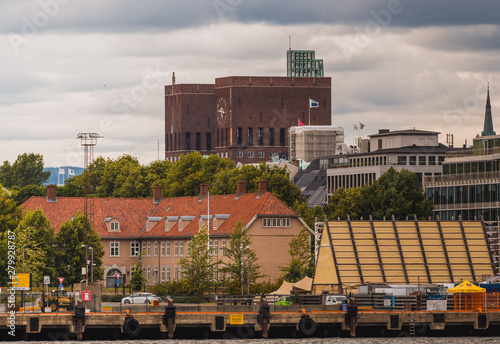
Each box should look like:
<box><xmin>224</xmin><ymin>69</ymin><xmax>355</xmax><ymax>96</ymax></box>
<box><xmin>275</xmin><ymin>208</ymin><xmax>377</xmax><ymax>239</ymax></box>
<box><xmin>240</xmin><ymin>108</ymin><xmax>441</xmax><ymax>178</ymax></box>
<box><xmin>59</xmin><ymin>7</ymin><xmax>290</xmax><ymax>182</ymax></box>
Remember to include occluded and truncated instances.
<box><xmin>286</xmin><ymin>50</ymin><xmax>324</xmax><ymax>77</ymax></box>
<box><xmin>289</xmin><ymin>125</ymin><xmax>344</xmax><ymax>163</ymax></box>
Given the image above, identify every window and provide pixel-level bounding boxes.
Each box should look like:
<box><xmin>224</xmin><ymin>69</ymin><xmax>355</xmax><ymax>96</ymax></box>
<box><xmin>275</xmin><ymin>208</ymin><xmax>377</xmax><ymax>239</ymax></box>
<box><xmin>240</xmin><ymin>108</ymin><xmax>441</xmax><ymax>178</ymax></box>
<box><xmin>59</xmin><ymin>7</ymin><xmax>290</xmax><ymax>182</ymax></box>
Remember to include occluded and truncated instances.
<box><xmin>165</xmin><ymin>220</ymin><xmax>169</xmax><ymax>232</ymax></box>
<box><xmin>258</xmin><ymin>128</ymin><xmax>264</xmax><ymax>146</ymax></box>
<box><xmin>110</xmin><ymin>242</ymin><xmax>120</xmax><ymax>257</ymax></box>
<box><xmin>247</xmin><ymin>128</ymin><xmax>253</xmax><ymax>145</ymax></box>
<box><xmin>142</xmin><ymin>242</ymin><xmax>146</xmax><ymax>255</ymax></box>
<box><xmin>161</xmin><ymin>266</ymin><xmax>165</xmax><ymax>282</ymax></box>
<box><xmin>438</xmin><ymin>156</ymin><xmax>445</xmax><ymax>165</ymax></box>
<box><xmin>213</xmin><ymin>218</ymin><xmax>217</xmax><ymax>229</ymax></box>
<box><xmin>199</xmin><ymin>218</ymin><xmax>203</xmax><ymax>230</ymax></box>
<box><xmin>185</xmin><ymin>132</ymin><xmax>190</xmax><ymax>150</ymax></box>
<box><xmin>237</xmin><ymin>152</ymin><xmax>243</xmax><ymax>158</ymax></box>
<box><xmin>237</xmin><ymin>127</ymin><xmax>242</xmax><ymax>145</ymax></box>
<box><xmin>166</xmin><ymin>266</ymin><xmax>171</xmax><ymax>281</ymax></box>
<box><xmin>180</xmin><ymin>241</ymin><xmax>184</xmax><ymax>257</ymax></box>
<box><xmin>110</xmin><ymin>222</ymin><xmax>119</xmax><ymax>231</ymax></box>
<box><xmin>269</xmin><ymin>152</ymin><xmax>275</xmax><ymax>158</ymax></box>
<box><xmin>214</xmin><ymin>240</ymin><xmax>219</xmax><ymax>257</ymax></box>
<box><xmin>378</xmin><ymin>139</ymin><xmax>382</xmax><ymax>149</ymax></box>
<box><xmin>282</xmin><ymin>218</ymin><xmax>291</xmax><ymax>227</ymax></box>
<box><xmin>166</xmin><ymin>242</ymin><xmax>171</xmax><ymax>257</ymax></box>
<box><xmin>174</xmin><ymin>241</ymin><xmax>179</xmax><ymax>257</ymax></box>
<box><xmin>263</xmin><ymin>218</ymin><xmax>271</xmax><ymax>227</ymax></box>
<box><xmin>429</xmin><ymin>156</ymin><xmax>436</xmax><ymax>165</ymax></box>
<box><xmin>206</xmin><ymin>133</ymin><xmax>211</xmax><ymax>151</ymax></box>
<box><xmin>147</xmin><ymin>242</ymin><xmax>151</xmax><ymax>257</ymax></box>
<box><xmin>178</xmin><ymin>219</ymin><xmax>183</xmax><ymax>231</ymax></box>
<box><xmin>196</xmin><ymin>132</ymin><xmax>201</xmax><ymax>151</ymax></box>
<box><xmin>397</xmin><ymin>156</ymin><xmax>407</xmax><ymax>165</ymax></box>
<box><xmin>154</xmin><ymin>242</ymin><xmax>158</xmax><ymax>257</ymax></box>
<box><xmin>272</xmin><ymin>218</ymin><xmax>281</xmax><ymax>227</ymax></box>
<box><xmin>248</xmin><ymin>151</ymin><xmax>254</xmax><ymax>158</ymax></box>
<box><xmin>147</xmin><ymin>266</ymin><xmax>151</xmax><ymax>281</ymax></box>
<box><xmin>174</xmin><ymin>265</ymin><xmax>179</xmax><ymax>280</ymax></box>
<box><xmin>409</xmin><ymin>156</ymin><xmax>416</xmax><ymax>165</ymax></box>
<box><xmin>419</xmin><ymin>156</ymin><xmax>426</xmax><ymax>165</ymax></box>
<box><xmin>258</xmin><ymin>152</ymin><xmax>265</xmax><ymax>158</ymax></box>
<box><xmin>130</xmin><ymin>242</ymin><xmax>139</xmax><ymax>257</ymax></box>
<box><xmin>279</xmin><ymin>128</ymin><xmax>285</xmax><ymax>146</ymax></box>
<box><xmin>161</xmin><ymin>241</ymin><xmax>165</xmax><ymax>257</ymax></box>
<box><xmin>154</xmin><ymin>266</ymin><xmax>159</xmax><ymax>283</ymax></box>
<box><xmin>269</xmin><ymin>128</ymin><xmax>274</xmax><ymax>146</ymax></box>
<box><xmin>209</xmin><ymin>240</ymin><xmax>213</xmax><ymax>256</ymax></box>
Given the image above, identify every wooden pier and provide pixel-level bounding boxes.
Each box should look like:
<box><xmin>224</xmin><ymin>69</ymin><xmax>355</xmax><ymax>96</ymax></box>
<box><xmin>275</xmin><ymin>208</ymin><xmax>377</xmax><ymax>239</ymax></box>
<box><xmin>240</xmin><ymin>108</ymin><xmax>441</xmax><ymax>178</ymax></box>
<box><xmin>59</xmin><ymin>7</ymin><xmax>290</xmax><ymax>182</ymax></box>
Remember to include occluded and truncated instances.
<box><xmin>2</xmin><ymin>304</ymin><xmax>500</xmax><ymax>340</ymax></box>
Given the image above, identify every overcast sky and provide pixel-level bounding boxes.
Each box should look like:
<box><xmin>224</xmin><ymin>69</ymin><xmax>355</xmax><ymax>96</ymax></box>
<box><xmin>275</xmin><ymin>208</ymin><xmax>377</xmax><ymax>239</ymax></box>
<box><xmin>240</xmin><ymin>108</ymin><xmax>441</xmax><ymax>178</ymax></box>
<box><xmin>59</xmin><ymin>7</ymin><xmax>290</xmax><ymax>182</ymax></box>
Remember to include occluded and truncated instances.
<box><xmin>1</xmin><ymin>0</ymin><xmax>499</xmax><ymax>167</ymax></box>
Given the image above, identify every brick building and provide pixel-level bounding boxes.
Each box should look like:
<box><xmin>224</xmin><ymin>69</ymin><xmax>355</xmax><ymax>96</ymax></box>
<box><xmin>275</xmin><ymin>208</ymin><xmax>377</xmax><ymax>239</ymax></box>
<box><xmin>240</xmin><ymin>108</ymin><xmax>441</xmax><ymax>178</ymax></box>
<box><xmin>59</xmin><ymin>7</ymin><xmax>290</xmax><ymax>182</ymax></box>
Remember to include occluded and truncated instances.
<box><xmin>165</xmin><ymin>75</ymin><xmax>332</xmax><ymax>164</ymax></box>
<box><xmin>23</xmin><ymin>182</ymin><xmax>310</xmax><ymax>288</ymax></box>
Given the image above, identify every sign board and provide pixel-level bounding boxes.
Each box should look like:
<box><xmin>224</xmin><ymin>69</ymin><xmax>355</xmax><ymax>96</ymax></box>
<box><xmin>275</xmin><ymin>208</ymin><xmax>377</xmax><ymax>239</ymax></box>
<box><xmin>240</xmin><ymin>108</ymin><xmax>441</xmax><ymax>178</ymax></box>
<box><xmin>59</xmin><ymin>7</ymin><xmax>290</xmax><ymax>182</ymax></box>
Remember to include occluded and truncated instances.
<box><xmin>82</xmin><ymin>291</ymin><xmax>92</xmax><ymax>302</ymax></box>
<box><xmin>13</xmin><ymin>273</ymin><xmax>32</xmax><ymax>290</ymax></box>
<box><xmin>44</xmin><ymin>276</ymin><xmax>50</xmax><ymax>285</ymax></box>
<box><xmin>58</xmin><ymin>284</ymin><xmax>64</xmax><ymax>290</ymax></box>
<box><xmin>230</xmin><ymin>314</ymin><xmax>244</xmax><ymax>325</ymax></box>
<box><xmin>115</xmin><ymin>273</ymin><xmax>120</xmax><ymax>278</ymax></box>
<box><xmin>58</xmin><ymin>277</ymin><xmax>64</xmax><ymax>284</ymax></box>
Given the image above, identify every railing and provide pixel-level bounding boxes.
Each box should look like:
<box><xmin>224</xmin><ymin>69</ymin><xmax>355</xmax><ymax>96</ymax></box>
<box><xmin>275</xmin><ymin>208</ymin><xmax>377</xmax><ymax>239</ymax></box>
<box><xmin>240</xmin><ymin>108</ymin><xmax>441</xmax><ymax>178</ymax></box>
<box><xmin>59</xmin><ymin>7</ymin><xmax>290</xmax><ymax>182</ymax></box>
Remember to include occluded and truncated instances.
<box><xmin>425</xmin><ymin>171</ymin><xmax>500</xmax><ymax>184</ymax></box>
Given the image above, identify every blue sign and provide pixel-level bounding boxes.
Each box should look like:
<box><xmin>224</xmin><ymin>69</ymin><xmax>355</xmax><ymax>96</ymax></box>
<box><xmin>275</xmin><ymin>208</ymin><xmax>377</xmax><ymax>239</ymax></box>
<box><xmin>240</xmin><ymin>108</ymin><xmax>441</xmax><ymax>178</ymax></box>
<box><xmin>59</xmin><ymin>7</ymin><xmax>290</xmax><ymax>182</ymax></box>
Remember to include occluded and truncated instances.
<box><xmin>116</xmin><ymin>279</ymin><xmax>120</xmax><ymax>285</ymax></box>
<box><xmin>58</xmin><ymin>284</ymin><xmax>63</xmax><ymax>290</ymax></box>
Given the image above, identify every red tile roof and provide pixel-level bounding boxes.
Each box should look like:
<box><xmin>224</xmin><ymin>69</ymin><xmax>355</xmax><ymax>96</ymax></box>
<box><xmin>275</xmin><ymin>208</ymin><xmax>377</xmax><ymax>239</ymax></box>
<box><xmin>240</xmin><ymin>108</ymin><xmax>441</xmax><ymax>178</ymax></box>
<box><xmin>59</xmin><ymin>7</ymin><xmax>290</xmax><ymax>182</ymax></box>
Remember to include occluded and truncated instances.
<box><xmin>21</xmin><ymin>191</ymin><xmax>297</xmax><ymax>239</ymax></box>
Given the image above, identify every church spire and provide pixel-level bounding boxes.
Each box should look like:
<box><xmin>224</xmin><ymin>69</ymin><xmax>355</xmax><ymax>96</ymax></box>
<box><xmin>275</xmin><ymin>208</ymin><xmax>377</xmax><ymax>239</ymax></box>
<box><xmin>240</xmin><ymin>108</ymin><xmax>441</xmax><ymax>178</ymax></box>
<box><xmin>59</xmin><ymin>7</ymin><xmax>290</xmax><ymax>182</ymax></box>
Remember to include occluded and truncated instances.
<box><xmin>482</xmin><ymin>85</ymin><xmax>495</xmax><ymax>136</ymax></box>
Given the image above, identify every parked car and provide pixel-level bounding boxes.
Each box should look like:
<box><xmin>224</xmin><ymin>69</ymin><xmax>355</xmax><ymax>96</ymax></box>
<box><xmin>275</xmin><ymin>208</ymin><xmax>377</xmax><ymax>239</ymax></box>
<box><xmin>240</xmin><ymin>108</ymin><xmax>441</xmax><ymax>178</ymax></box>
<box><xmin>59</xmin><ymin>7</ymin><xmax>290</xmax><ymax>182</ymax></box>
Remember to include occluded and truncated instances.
<box><xmin>274</xmin><ymin>296</ymin><xmax>293</xmax><ymax>306</ymax></box>
<box><xmin>324</xmin><ymin>295</ymin><xmax>347</xmax><ymax>306</ymax></box>
<box><xmin>121</xmin><ymin>292</ymin><xmax>163</xmax><ymax>304</ymax></box>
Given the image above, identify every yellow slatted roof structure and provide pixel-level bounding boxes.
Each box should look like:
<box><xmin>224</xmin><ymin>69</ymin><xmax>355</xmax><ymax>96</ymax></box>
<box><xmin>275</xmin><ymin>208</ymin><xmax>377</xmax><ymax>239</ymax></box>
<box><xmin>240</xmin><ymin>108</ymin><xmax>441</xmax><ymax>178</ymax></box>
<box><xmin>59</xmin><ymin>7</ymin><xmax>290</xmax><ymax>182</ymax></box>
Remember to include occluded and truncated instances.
<box><xmin>312</xmin><ymin>220</ymin><xmax>495</xmax><ymax>294</ymax></box>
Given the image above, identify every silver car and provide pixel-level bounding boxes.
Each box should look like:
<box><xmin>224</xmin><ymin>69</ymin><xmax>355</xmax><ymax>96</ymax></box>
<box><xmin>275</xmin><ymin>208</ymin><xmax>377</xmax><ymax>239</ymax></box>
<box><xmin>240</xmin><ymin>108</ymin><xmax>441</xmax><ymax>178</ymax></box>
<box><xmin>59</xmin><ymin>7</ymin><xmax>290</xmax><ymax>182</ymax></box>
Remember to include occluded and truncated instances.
<box><xmin>121</xmin><ymin>292</ymin><xmax>162</xmax><ymax>304</ymax></box>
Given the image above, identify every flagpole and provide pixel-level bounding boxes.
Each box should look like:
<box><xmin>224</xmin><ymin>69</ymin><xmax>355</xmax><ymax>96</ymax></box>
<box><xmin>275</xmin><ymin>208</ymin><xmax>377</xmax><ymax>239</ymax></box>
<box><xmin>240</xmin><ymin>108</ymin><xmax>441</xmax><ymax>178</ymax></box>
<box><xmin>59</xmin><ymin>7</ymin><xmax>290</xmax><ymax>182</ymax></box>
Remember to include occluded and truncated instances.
<box><xmin>308</xmin><ymin>98</ymin><xmax>311</xmax><ymax>125</ymax></box>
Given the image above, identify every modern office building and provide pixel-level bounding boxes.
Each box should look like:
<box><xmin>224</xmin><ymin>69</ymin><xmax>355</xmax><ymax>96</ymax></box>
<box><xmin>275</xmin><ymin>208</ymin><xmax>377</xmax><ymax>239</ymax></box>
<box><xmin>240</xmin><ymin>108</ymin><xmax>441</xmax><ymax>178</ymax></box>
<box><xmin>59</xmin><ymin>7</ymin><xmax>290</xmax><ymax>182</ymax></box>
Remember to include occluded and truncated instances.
<box><xmin>325</xmin><ymin>129</ymin><xmax>456</xmax><ymax>196</ymax></box>
<box><xmin>425</xmin><ymin>87</ymin><xmax>500</xmax><ymax>221</ymax></box>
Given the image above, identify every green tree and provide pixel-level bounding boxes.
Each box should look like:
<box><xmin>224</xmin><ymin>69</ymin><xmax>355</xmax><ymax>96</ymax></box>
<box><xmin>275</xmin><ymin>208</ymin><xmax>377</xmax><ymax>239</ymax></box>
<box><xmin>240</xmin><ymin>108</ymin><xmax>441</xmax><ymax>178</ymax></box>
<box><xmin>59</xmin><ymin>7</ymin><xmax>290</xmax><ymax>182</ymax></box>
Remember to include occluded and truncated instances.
<box><xmin>0</xmin><ymin>153</ymin><xmax>50</xmax><ymax>188</ymax></box>
<box><xmin>17</xmin><ymin>209</ymin><xmax>57</xmax><ymax>283</ymax></box>
<box><xmin>281</xmin><ymin>227</ymin><xmax>314</xmax><ymax>282</ymax></box>
<box><xmin>53</xmin><ymin>212</ymin><xmax>104</xmax><ymax>286</ymax></box>
<box><xmin>221</xmin><ymin>220</ymin><xmax>265</xmax><ymax>294</ymax></box>
<box><xmin>326</xmin><ymin>167</ymin><xmax>434</xmax><ymax>220</ymax></box>
<box><xmin>162</xmin><ymin>152</ymin><xmax>234</xmax><ymax>197</ymax></box>
<box><xmin>130</xmin><ymin>252</ymin><xmax>146</xmax><ymax>292</ymax></box>
<box><xmin>14</xmin><ymin>226</ymin><xmax>46</xmax><ymax>285</ymax></box>
<box><xmin>11</xmin><ymin>184</ymin><xmax>46</xmax><ymax>205</ymax></box>
<box><xmin>179</xmin><ymin>227</ymin><xmax>220</xmax><ymax>295</ymax></box>
<box><xmin>0</xmin><ymin>194</ymin><xmax>22</xmax><ymax>286</ymax></box>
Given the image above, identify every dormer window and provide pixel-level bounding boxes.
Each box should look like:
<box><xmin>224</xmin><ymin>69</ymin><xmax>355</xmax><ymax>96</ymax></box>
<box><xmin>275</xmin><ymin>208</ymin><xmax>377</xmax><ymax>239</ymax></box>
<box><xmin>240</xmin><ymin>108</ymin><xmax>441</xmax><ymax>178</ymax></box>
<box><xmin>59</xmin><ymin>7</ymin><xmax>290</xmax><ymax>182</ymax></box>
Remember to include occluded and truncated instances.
<box><xmin>105</xmin><ymin>217</ymin><xmax>120</xmax><ymax>232</ymax></box>
<box><xmin>213</xmin><ymin>218</ymin><xmax>217</xmax><ymax>229</ymax></box>
<box><xmin>179</xmin><ymin>219</ymin><xmax>183</xmax><ymax>231</ymax></box>
<box><xmin>165</xmin><ymin>220</ymin><xmax>169</xmax><ymax>232</ymax></box>
<box><xmin>199</xmin><ymin>218</ymin><xmax>203</xmax><ymax>230</ymax></box>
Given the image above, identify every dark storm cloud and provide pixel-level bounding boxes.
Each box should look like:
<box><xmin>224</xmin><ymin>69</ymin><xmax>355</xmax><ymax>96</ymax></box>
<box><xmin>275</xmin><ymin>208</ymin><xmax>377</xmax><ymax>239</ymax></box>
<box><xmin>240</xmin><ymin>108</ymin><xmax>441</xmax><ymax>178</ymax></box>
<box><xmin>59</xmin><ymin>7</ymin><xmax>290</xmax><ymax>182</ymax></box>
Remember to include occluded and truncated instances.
<box><xmin>2</xmin><ymin>0</ymin><xmax>499</xmax><ymax>35</ymax></box>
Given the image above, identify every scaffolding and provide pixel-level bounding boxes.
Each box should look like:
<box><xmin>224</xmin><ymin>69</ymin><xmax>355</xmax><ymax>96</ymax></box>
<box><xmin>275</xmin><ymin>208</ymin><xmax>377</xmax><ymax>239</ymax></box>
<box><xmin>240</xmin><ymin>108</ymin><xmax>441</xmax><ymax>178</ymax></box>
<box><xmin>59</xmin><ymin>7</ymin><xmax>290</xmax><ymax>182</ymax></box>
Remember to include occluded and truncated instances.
<box><xmin>289</xmin><ymin>126</ymin><xmax>344</xmax><ymax>163</ymax></box>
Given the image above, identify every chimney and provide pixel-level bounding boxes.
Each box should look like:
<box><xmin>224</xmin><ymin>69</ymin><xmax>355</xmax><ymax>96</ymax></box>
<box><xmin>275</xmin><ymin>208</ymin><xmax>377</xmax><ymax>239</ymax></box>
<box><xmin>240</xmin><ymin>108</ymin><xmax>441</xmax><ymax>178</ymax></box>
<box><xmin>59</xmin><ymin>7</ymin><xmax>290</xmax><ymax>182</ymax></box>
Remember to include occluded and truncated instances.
<box><xmin>200</xmin><ymin>183</ymin><xmax>209</xmax><ymax>197</ymax></box>
<box><xmin>46</xmin><ymin>184</ymin><xmax>57</xmax><ymax>202</ymax></box>
<box><xmin>258</xmin><ymin>180</ymin><xmax>268</xmax><ymax>193</ymax></box>
<box><xmin>152</xmin><ymin>185</ymin><xmax>162</xmax><ymax>203</ymax></box>
<box><xmin>236</xmin><ymin>181</ymin><xmax>246</xmax><ymax>194</ymax></box>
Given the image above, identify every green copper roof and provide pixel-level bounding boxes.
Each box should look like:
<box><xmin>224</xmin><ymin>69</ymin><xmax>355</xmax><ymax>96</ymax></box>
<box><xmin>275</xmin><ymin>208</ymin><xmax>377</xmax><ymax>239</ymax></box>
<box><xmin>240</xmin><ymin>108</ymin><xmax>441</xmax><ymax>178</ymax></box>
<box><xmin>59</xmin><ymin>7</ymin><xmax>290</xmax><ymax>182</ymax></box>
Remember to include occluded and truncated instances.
<box><xmin>482</xmin><ymin>86</ymin><xmax>495</xmax><ymax>136</ymax></box>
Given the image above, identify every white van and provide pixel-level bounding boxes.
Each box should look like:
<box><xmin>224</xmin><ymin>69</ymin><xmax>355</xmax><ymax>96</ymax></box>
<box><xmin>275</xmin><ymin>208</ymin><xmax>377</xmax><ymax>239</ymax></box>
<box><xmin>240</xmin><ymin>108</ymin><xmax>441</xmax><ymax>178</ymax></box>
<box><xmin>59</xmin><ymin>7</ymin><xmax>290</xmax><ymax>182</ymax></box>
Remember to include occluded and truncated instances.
<box><xmin>324</xmin><ymin>295</ymin><xmax>347</xmax><ymax>306</ymax></box>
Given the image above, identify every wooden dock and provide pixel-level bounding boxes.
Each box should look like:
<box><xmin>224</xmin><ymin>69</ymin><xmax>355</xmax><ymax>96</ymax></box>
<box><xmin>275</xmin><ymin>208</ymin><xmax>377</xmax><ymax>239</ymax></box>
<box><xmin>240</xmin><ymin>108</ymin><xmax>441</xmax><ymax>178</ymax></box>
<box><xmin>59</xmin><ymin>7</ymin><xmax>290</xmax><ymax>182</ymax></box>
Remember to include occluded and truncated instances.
<box><xmin>2</xmin><ymin>305</ymin><xmax>500</xmax><ymax>340</ymax></box>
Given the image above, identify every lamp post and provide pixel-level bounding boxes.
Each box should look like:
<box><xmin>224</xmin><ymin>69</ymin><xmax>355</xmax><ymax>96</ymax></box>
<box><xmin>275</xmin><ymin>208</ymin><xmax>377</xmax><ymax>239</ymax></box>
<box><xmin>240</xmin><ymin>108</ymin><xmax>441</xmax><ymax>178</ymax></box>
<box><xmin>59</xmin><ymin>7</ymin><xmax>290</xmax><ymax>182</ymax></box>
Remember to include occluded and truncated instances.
<box><xmin>82</xmin><ymin>244</ymin><xmax>88</xmax><ymax>289</ymax></box>
<box><xmin>240</xmin><ymin>245</ymin><xmax>243</xmax><ymax>295</ymax></box>
<box><xmin>89</xmin><ymin>247</ymin><xmax>94</xmax><ymax>284</ymax></box>
<box><xmin>246</xmin><ymin>246</ymin><xmax>250</xmax><ymax>295</ymax></box>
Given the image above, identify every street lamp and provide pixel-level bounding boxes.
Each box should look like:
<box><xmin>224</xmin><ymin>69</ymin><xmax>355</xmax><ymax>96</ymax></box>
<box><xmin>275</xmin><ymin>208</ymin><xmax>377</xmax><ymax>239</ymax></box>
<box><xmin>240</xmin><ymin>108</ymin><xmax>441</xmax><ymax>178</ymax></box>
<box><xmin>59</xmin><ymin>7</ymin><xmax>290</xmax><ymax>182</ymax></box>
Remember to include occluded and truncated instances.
<box><xmin>89</xmin><ymin>247</ymin><xmax>94</xmax><ymax>284</ymax></box>
<box><xmin>246</xmin><ymin>246</ymin><xmax>250</xmax><ymax>295</ymax></box>
<box><xmin>82</xmin><ymin>244</ymin><xmax>88</xmax><ymax>289</ymax></box>
<box><xmin>240</xmin><ymin>245</ymin><xmax>243</xmax><ymax>295</ymax></box>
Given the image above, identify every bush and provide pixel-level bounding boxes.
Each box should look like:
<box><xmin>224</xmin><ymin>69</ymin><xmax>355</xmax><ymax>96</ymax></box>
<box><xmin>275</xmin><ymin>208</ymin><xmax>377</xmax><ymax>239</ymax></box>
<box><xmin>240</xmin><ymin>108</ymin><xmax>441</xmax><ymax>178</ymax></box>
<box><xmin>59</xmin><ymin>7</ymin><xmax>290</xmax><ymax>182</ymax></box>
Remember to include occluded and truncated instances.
<box><xmin>101</xmin><ymin>295</ymin><xmax>124</xmax><ymax>302</ymax></box>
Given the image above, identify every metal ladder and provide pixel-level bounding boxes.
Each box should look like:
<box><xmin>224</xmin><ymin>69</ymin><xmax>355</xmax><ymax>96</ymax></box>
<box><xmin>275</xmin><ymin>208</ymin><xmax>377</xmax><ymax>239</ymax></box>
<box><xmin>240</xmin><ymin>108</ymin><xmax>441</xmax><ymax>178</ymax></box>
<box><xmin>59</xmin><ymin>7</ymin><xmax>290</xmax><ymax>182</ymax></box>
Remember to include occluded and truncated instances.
<box><xmin>408</xmin><ymin>312</ymin><xmax>416</xmax><ymax>337</ymax></box>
